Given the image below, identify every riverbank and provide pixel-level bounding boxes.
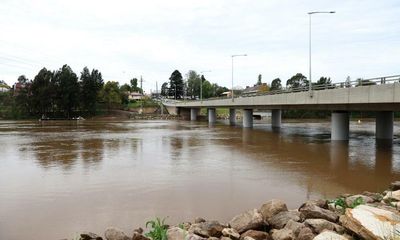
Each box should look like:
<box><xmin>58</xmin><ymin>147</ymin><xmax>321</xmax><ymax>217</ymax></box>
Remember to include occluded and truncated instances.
<box><xmin>75</xmin><ymin>182</ymin><xmax>400</xmax><ymax>240</ymax></box>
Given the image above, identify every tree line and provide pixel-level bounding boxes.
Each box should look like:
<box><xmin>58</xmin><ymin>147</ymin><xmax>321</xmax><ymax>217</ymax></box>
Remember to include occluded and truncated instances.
<box><xmin>161</xmin><ymin>70</ymin><xmax>229</xmax><ymax>99</ymax></box>
<box><xmin>0</xmin><ymin>64</ymin><xmax>144</xmax><ymax>119</ymax></box>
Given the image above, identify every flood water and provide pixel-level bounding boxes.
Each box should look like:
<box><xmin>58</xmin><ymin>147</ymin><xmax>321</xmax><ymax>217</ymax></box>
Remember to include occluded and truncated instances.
<box><xmin>0</xmin><ymin>119</ymin><xmax>399</xmax><ymax>240</ymax></box>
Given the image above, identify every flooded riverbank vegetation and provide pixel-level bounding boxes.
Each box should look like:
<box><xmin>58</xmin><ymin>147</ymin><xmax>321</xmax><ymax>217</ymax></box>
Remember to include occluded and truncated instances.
<box><xmin>75</xmin><ymin>182</ymin><xmax>400</xmax><ymax>240</ymax></box>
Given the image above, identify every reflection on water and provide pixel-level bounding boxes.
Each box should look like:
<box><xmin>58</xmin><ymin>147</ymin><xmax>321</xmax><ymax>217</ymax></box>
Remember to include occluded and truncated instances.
<box><xmin>0</xmin><ymin>119</ymin><xmax>399</xmax><ymax>240</ymax></box>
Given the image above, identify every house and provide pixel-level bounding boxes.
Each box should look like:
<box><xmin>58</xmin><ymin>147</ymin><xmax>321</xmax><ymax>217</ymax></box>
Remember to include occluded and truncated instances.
<box><xmin>242</xmin><ymin>83</ymin><xmax>269</xmax><ymax>95</ymax></box>
<box><xmin>128</xmin><ymin>91</ymin><xmax>144</xmax><ymax>100</ymax></box>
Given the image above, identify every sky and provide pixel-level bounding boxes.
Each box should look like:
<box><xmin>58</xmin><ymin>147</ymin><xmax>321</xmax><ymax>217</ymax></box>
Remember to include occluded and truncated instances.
<box><xmin>0</xmin><ymin>0</ymin><xmax>399</xmax><ymax>93</ymax></box>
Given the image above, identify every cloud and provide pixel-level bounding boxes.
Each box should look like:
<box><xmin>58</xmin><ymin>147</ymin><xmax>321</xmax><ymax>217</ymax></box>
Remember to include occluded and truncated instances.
<box><xmin>0</xmin><ymin>0</ymin><xmax>399</xmax><ymax>91</ymax></box>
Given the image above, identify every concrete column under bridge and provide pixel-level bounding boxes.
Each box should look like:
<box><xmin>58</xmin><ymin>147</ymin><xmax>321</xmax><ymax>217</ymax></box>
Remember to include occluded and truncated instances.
<box><xmin>229</xmin><ymin>108</ymin><xmax>236</xmax><ymax>125</ymax></box>
<box><xmin>331</xmin><ymin>111</ymin><xmax>350</xmax><ymax>141</ymax></box>
<box><xmin>376</xmin><ymin>111</ymin><xmax>393</xmax><ymax>140</ymax></box>
<box><xmin>271</xmin><ymin>109</ymin><xmax>282</xmax><ymax>128</ymax></box>
<box><xmin>208</xmin><ymin>108</ymin><xmax>216</xmax><ymax>123</ymax></box>
<box><xmin>190</xmin><ymin>108</ymin><xmax>199</xmax><ymax>121</ymax></box>
<box><xmin>243</xmin><ymin>109</ymin><xmax>253</xmax><ymax>128</ymax></box>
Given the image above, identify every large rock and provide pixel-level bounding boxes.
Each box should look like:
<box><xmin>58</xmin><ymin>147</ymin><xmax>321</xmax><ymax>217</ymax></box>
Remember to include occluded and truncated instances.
<box><xmin>345</xmin><ymin>194</ymin><xmax>374</xmax><ymax>206</ymax></box>
<box><xmin>304</xmin><ymin>219</ymin><xmax>344</xmax><ymax>234</ymax></box>
<box><xmin>313</xmin><ymin>231</ymin><xmax>349</xmax><ymax>240</ymax></box>
<box><xmin>283</xmin><ymin>220</ymin><xmax>305</xmax><ymax>236</ymax></box>
<box><xmin>340</xmin><ymin>205</ymin><xmax>400</xmax><ymax>239</ymax></box>
<box><xmin>260</xmin><ymin>199</ymin><xmax>288</xmax><ymax>221</ymax></box>
<box><xmin>383</xmin><ymin>190</ymin><xmax>400</xmax><ymax>201</ymax></box>
<box><xmin>104</xmin><ymin>228</ymin><xmax>130</xmax><ymax>240</ymax></box>
<box><xmin>229</xmin><ymin>209</ymin><xmax>264</xmax><ymax>233</ymax></box>
<box><xmin>185</xmin><ymin>233</ymin><xmax>207</xmax><ymax>240</ymax></box>
<box><xmin>167</xmin><ymin>227</ymin><xmax>187</xmax><ymax>240</ymax></box>
<box><xmin>222</xmin><ymin>228</ymin><xmax>240</xmax><ymax>240</ymax></box>
<box><xmin>240</xmin><ymin>230</ymin><xmax>270</xmax><ymax>240</ymax></box>
<box><xmin>80</xmin><ymin>232</ymin><xmax>103</xmax><ymax>240</ymax></box>
<box><xmin>188</xmin><ymin>221</ymin><xmax>225</xmax><ymax>238</ymax></box>
<box><xmin>268</xmin><ymin>211</ymin><xmax>300</xmax><ymax>229</ymax></box>
<box><xmin>132</xmin><ymin>232</ymin><xmax>150</xmax><ymax>240</ymax></box>
<box><xmin>298</xmin><ymin>202</ymin><xmax>338</xmax><ymax>222</ymax></box>
<box><xmin>296</xmin><ymin>228</ymin><xmax>314</xmax><ymax>240</ymax></box>
<box><xmin>390</xmin><ymin>181</ymin><xmax>400</xmax><ymax>191</ymax></box>
<box><xmin>270</xmin><ymin>229</ymin><xmax>294</xmax><ymax>240</ymax></box>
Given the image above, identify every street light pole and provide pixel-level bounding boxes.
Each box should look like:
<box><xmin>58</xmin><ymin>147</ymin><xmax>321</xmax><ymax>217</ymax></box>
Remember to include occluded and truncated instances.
<box><xmin>200</xmin><ymin>70</ymin><xmax>211</xmax><ymax>102</ymax></box>
<box><xmin>308</xmin><ymin>11</ymin><xmax>335</xmax><ymax>93</ymax></box>
<box><xmin>231</xmin><ymin>54</ymin><xmax>247</xmax><ymax>101</ymax></box>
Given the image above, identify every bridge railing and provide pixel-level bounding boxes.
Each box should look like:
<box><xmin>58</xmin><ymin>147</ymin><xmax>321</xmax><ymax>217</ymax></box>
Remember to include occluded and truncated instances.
<box><xmin>161</xmin><ymin>75</ymin><xmax>400</xmax><ymax>104</ymax></box>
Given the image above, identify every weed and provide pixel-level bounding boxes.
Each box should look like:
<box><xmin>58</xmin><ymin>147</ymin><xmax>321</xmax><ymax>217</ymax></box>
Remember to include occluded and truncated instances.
<box><xmin>145</xmin><ymin>217</ymin><xmax>168</xmax><ymax>240</ymax></box>
<box><xmin>329</xmin><ymin>196</ymin><xmax>364</xmax><ymax>213</ymax></box>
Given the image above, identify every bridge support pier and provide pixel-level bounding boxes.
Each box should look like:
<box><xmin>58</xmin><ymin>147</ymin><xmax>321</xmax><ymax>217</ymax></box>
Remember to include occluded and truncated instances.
<box><xmin>271</xmin><ymin>109</ymin><xmax>282</xmax><ymax>128</ymax></box>
<box><xmin>331</xmin><ymin>111</ymin><xmax>350</xmax><ymax>141</ymax></box>
<box><xmin>376</xmin><ymin>111</ymin><xmax>393</xmax><ymax>140</ymax></box>
<box><xmin>243</xmin><ymin>109</ymin><xmax>253</xmax><ymax>128</ymax></box>
<box><xmin>208</xmin><ymin>108</ymin><xmax>216</xmax><ymax>123</ymax></box>
<box><xmin>190</xmin><ymin>108</ymin><xmax>199</xmax><ymax>121</ymax></box>
<box><xmin>229</xmin><ymin>108</ymin><xmax>236</xmax><ymax>125</ymax></box>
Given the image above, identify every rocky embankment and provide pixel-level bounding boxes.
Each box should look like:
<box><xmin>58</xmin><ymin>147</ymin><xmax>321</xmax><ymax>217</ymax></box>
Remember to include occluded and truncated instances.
<box><xmin>77</xmin><ymin>182</ymin><xmax>400</xmax><ymax>240</ymax></box>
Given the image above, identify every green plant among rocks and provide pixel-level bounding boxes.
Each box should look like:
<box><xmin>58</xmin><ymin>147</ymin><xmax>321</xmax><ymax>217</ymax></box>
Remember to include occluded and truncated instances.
<box><xmin>145</xmin><ymin>217</ymin><xmax>168</xmax><ymax>240</ymax></box>
<box><xmin>330</xmin><ymin>196</ymin><xmax>364</xmax><ymax>213</ymax></box>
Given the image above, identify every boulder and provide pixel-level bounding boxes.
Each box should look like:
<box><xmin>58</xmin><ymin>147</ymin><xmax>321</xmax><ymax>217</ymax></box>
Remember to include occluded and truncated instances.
<box><xmin>222</xmin><ymin>228</ymin><xmax>240</xmax><ymax>240</ymax></box>
<box><xmin>104</xmin><ymin>227</ymin><xmax>130</xmax><ymax>240</ymax></box>
<box><xmin>383</xmin><ymin>190</ymin><xmax>400</xmax><ymax>202</ymax></box>
<box><xmin>304</xmin><ymin>219</ymin><xmax>344</xmax><ymax>234</ymax></box>
<box><xmin>390</xmin><ymin>181</ymin><xmax>400</xmax><ymax>191</ymax></box>
<box><xmin>270</xmin><ymin>229</ymin><xmax>294</xmax><ymax>240</ymax></box>
<box><xmin>283</xmin><ymin>220</ymin><xmax>305</xmax><ymax>236</ymax></box>
<box><xmin>339</xmin><ymin>205</ymin><xmax>400</xmax><ymax>239</ymax></box>
<box><xmin>195</xmin><ymin>217</ymin><xmax>206</xmax><ymax>224</ymax></box>
<box><xmin>132</xmin><ymin>232</ymin><xmax>150</xmax><ymax>240</ymax></box>
<box><xmin>260</xmin><ymin>199</ymin><xmax>288</xmax><ymax>221</ymax></box>
<box><xmin>229</xmin><ymin>209</ymin><xmax>264</xmax><ymax>233</ymax></box>
<box><xmin>313</xmin><ymin>230</ymin><xmax>349</xmax><ymax>240</ymax></box>
<box><xmin>185</xmin><ymin>233</ymin><xmax>207</xmax><ymax>240</ymax></box>
<box><xmin>296</xmin><ymin>227</ymin><xmax>314</xmax><ymax>240</ymax></box>
<box><xmin>188</xmin><ymin>221</ymin><xmax>225</xmax><ymax>238</ymax></box>
<box><xmin>240</xmin><ymin>230</ymin><xmax>270</xmax><ymax>240</ymax></box>
<box><xmin>361</xmin><ymin>191</ymin><xmax>383</xmax><ymax>202</ymax></box>
<box><xmin>302</xmin><ymin>199</ymin><xmax>328</xmax><ymax>209</ymax></box>
<box><xmin>298</xmin><ymin>203</ymin><xmax>338</xmax><ymax>222</ymax></box>
<box><xmin>268</xmin><ymin>211</ymin><xmax>300</xmax><ymax>229</ymax></box>
<box><xmin>167</xmin><ymin>227</ymin><xmax>187</xmax><ymax>240</ymax></box>
<box><xmin>243</xmin><ymin>237</ymin><xmax>256</xmax><ymax>240</ymax></box>
<box><xmin>345</xmin><ymin>194</ymin><xmax>374</xmax><ymax>206</ymax></box>
<box><xmin>208</xmin><ymin>237</ymin><xmax>219</xmax><ymax>240</ymax></box>
<box><xmin>221</xmin><ymin>237</ymin><xmax>233</xmax><ymax>240</ymax></box>
<box><xmin>80</xmin><ymin>232</ymin><xmax>103</xmax><ymax>240</ymax></box>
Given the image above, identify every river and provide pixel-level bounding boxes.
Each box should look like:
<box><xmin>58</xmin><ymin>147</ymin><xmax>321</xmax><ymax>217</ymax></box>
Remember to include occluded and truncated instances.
<box><xmin>0</xmin><ymin>119</ymin><xmax>399</xmax><ymax>239</ymax></box>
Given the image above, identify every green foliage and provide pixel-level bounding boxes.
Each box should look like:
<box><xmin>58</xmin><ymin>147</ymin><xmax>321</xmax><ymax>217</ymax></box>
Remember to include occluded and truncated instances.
<box><xmin>257</xmin><ymin>74</ymin><xmax>262</xmax><ymax>85</ymax></box>
<box><xmin>286</xmin><ymin>73</ymin><xmax>308</xmax><ymax>89</ymax></box>
<box><xmin>101</xmin><ymin>81</ymin><xmax>121</xmax><ymax>109</ymax></box>
<box><xmin>53</xmin><ymin>64</ymin><xmax>80</xmax><ymax>118</ymax></box>
<box><xmin>168</xmin><ymin>70</ymin><xmax>184</xmax><ymax>99</ymax></box>
<box><xmin>186</xmin><ymin>70</ymin><xmax>201</xmax><ymax>98</ymax></box>
<box><xmin>145</xmin><ymin>217</ymin><xmax>168</xmax><ymax>240</ymax></box>
<box><xmin>161</xmin><ymin>82</ymin><xmax>169</xmax><ymax>97</ymax></box>
<box><xmin>31</xmin><ymin>68</ymin><xmax>53</xmax><ymax>115</ymax></box>
<box><xmin>130</xmin><ymin>78</ymin><xmax>142</xmax><ymax>93</ymax></box>
<box><xmin>80</xmin><ymin>67</ymin><xmax>104</xmax><ymax>116</ymax></box>
<box><xmin>270</xmin><ymin>78</ymin><xmax>282</xmax><ymax>91</ymax></box>
<box><xmin>329</xmin><ymin>196</ymin><xmax>364</xmax><ymax>213</ymax></box>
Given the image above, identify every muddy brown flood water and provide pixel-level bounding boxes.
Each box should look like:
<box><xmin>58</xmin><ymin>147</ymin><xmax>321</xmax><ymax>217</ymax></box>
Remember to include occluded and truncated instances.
<box><xmin>0</xmin><ymin>119</ymin><xmax>399</xmax><ymax>239</ymax></box>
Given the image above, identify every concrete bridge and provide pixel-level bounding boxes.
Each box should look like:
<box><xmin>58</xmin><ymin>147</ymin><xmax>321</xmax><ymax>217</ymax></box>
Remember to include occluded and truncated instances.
<box><xmin>163</xmin><ymin>75</ymin><xmax>400</xmax><ymax>141</ymax></box>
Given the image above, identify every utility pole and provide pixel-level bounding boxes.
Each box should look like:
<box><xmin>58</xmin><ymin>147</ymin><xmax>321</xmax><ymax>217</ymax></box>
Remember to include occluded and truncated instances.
<box><xmin>140</xmin><ymin>75</ymin><xmax>143</xmax><ymax>94</ymax></box>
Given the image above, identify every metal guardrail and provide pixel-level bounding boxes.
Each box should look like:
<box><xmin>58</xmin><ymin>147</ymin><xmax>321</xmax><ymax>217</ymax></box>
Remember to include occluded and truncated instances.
<box><xmin>161</xmin><ymin>75</ymin><xmax>400</xmax><ymax>103</ymax></box>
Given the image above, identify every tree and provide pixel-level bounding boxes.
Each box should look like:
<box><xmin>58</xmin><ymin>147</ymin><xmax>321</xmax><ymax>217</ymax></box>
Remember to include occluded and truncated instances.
<box><xmin>286</xmin><ymin>73</ymin><xmax>308</xmax><ymax>89</ymax></box>
<box><xmin>53</xmin><ymin>65</ymin><xmax>80</xmax><ymax>118</ymax></box>
<box><xmin>270</xmin><ymin>78</ymin><xmax>282</xmax><ymax>91</ymax></box>
<box><xmin>31</xmin><ymin>68</ymin><xmax>53</xmax><ymax>115</ymax></box>
<box><xmin>15</xmin><ymin>75</ymin><xmax>31</xmax><ymax>115</ymax></box>
<box><xmin>161</xmin><ymin>82</ymin><xmax>169</xmax><ymax>97</ymax></box>
<box><xmin>257</xmin><ymin>74</ymin><xmax>262</xmax><ymax>85</ymax></box>
<box><xmin>315</xmin><ymin>77</ymin><xmax>332</xmax><ymax>89</ymax></box>
<box><xmin>130</xmin><ymin>78</ymin><xmax>141</xmax><ymax>93</ymax></box>
<box><xmin>80</xmin><ymin>67</ymin><xmax>104</xmax><ymax>115</ymax></box>
<box><xmin>17</xmin><ymin>75</ymin><xmax>29</xmax><ymax>84</ymax></box>
<box><xmin>101</xmin><ymin>81</ymin><xmax>121</xmax><ymax>109</ymax></box>
<box><xmin>186</xmin><ymin>70</ymin><xmax>201</xmax><ymax>99</ymax></box>
<box><xmin>168</xmin><ymin>70</ymin><xmax>184</xmax><ymax>99</ymax></box>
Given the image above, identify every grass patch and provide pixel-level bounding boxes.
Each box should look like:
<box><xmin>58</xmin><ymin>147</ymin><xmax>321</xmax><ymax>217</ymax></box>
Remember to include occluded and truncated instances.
<box><xmin>145</xmin><ymin>217</ymin><xmax>168</xmax><ymax>240</ymax></box>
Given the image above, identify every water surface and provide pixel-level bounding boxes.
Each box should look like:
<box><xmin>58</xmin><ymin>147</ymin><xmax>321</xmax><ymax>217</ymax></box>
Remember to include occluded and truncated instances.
<box><xmin>0</xmin><ymin>119</ymin><xmax>399</xmax><ymax>239</ymax></box>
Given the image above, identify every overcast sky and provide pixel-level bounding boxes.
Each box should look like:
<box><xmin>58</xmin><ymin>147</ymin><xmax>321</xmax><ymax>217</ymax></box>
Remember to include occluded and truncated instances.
<box><xmin>0</xmin><ymin>0</ymin><xmax>399</xmax><ymax>92</ymax></box>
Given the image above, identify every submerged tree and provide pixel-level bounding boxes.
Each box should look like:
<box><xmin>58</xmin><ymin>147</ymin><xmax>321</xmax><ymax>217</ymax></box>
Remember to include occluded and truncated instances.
<box><xmin>53</xmin><ymin>65</ymin><xmax>80</xmax><ymax>118</ymax></box>
<box><xmin>80</xmin><ymin>67</ymin><xmax>104</xmax><ymax>116</ymax></box>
